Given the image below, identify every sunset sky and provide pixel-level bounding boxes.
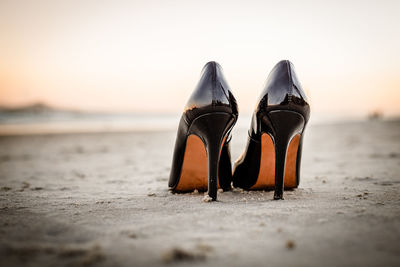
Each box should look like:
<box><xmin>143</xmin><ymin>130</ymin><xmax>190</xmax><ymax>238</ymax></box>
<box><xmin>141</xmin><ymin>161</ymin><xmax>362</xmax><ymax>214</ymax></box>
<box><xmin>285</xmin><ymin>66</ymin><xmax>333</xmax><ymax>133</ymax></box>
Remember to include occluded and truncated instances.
<box><xmin>1</xmin><ymin>0</ymin><xmax>399</xmax><ymax>117</ymax></box>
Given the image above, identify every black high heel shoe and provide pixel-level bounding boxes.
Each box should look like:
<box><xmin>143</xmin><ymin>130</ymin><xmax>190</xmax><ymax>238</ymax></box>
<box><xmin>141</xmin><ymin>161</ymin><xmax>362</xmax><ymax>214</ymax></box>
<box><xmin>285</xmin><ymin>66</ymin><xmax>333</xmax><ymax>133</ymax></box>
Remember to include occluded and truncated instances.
<box><xmin>169</xmin><ymin>62</ymin><xmax>238</xmax><ymax>201</ymax></box>
<box><xmin>232</xmin><ymin>60</ymin><xmax>310</xmax><ymax>200</ymax></box>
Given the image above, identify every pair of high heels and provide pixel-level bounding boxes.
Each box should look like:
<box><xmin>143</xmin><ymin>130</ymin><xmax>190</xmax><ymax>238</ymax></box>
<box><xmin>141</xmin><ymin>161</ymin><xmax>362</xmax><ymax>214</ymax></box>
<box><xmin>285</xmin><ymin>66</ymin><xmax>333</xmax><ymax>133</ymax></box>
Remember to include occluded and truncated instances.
<box><xmin>169</xmin><ymin>60</ymin><xmax>310</xmax><ymax>201</ymax></box>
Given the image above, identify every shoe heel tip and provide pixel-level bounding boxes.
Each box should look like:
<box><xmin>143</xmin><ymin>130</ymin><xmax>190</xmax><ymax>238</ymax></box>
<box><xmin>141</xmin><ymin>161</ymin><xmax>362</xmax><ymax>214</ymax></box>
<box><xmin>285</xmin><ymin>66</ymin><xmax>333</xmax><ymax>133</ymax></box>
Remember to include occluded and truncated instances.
<box><xmin>202</xmin><ymin>195</ymin><xmax>216</xmax><ymax>202</ymax></box>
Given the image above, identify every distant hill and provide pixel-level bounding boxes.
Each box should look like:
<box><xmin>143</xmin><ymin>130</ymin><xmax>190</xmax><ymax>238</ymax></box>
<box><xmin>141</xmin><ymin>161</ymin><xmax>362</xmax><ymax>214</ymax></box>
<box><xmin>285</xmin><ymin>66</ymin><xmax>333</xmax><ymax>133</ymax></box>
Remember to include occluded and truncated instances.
<box><xmin>0</xmin><ymin>103</ymin><xmax>83</xmax><ymax>115</ymax></box>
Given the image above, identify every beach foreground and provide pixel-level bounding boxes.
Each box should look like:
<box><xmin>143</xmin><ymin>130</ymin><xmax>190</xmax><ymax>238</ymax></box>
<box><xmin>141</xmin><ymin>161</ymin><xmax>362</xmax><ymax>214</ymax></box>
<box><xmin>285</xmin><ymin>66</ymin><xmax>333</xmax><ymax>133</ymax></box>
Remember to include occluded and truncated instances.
<box><xmin>0</xmin><ymin>120</ymin><xmax>399</xmax><ymax>267</ymax></box>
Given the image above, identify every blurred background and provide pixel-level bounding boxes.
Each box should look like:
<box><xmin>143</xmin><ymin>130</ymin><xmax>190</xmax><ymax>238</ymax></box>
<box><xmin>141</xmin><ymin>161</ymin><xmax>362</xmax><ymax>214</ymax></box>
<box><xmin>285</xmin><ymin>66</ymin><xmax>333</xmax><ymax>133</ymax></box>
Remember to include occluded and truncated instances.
<box><xmin>1</xmin><ymin>0</ymin><xmax>399</xmax><ymax>134</ymax></box>
<box><xmin>1</xmin><ymin>2</ymin><xmax>400</xmax><ymax>266</ymax></box>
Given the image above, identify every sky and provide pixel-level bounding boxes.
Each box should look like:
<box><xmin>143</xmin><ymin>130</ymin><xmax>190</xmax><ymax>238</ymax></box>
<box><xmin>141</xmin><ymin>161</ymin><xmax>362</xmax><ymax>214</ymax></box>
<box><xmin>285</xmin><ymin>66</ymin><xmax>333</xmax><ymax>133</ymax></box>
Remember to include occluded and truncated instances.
<box><xmin>1</xmin><ymin>0</ymin><xmax>399</xmax><ymax>117</ymax></box>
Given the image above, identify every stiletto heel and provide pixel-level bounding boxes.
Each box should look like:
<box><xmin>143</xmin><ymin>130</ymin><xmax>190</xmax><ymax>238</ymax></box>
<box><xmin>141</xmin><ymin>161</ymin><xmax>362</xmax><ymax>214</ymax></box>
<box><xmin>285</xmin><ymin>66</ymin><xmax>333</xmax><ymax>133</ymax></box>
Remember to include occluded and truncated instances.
<box><xmin>189</xmin><ymin>113</ymin><xmax>235</xmax><ymax>200</ymax></box>
<box><xmin>169</xmin><ymin>62</ymin><xmax>238</xmax><ymax>201</ymax></box>
<box><xmin>233</xmin><ymin>60</ymin><xmax>310</xmax><ymax>200</ymax></box>
<box><xmin>266</xmin><ymin>111</ymin><xmax>305</xmax><ymax>199</ymax></box>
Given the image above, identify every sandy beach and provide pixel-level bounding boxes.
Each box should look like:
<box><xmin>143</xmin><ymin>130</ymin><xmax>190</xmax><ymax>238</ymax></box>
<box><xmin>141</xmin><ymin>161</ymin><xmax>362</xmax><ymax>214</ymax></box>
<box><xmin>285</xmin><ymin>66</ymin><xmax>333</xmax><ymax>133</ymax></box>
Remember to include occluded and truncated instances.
<box><xmin>0</xmin><ymin>119</ymin><xmax>399</xmax><ymax>267</ymax></box>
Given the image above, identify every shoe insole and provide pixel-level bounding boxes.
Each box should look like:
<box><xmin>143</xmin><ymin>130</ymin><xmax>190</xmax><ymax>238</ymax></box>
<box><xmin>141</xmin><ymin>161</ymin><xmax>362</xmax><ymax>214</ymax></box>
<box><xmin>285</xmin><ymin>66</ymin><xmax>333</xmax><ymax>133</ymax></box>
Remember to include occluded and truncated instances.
<box><xmin>250</xmin><ymin>133</ymin><xmax>300</xmax><ymax>189</ymax></box>
<box><xmin>176</xmin><ymin>135</ymin><xmax>225</xmax><ymax>191</ymax></box>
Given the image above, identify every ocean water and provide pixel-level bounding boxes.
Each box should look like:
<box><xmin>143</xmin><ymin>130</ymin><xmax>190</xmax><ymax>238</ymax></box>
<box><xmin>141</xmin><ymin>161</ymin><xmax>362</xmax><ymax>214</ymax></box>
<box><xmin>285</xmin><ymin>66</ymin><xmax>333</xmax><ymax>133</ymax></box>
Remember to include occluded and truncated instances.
<box><xmin>0</xmin><ymin>111</ymin><xmax>183</xmax><ymax>135</ymax></box>
<box><xmin>0</xmin><ymin>109</ymin><xmax>375</xmax><ymax>135</ymax></box>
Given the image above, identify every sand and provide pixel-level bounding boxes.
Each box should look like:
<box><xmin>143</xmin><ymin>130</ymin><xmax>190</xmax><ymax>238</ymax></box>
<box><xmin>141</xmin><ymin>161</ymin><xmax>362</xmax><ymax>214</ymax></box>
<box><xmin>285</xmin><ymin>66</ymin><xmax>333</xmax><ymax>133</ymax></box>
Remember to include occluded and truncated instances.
<box><xmin>0</xmin><ymin>119</ymin><xmax>399</xmax><ymax>267</ymax></box>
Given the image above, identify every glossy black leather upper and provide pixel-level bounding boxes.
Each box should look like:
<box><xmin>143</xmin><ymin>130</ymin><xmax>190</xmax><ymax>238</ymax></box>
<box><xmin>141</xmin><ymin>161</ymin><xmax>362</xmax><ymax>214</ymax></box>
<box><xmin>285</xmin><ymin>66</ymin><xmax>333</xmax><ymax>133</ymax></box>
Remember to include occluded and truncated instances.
<box><xmin>169</xmin><ymin>62</ymin><xmax>238</xmax><ymax>190</ymax></box>
<box><xmin>251</xmin><ymin>60</ymin><xmax>310</xmax><ymax>136</ymax></box>
<box><xmin>233</xmin><ymin>60</ymin><xmax>310</xmax><ymax>189</ymax></box>
<box><xmin>183</xmin><ymin>62</ymin><xmax>238</xmax><ymax>124</ymax></box>
<box><xmin>260</xmin><ymin>60</ymin><xmax>308</xmax><ymax>105</ymax></box>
